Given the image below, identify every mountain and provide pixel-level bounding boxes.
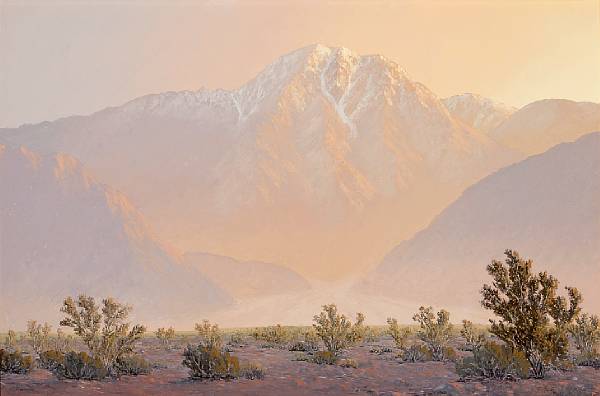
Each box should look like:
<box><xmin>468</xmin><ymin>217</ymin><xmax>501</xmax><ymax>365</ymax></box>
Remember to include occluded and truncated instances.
<box><xmin>443</xmin><ymin>93</ymin><xmax>516</xmax><ymax>133</ymax></box>
<box><xmin>0</xmin><ymin>44</ymin><xmax>518</xmax><ymax>278</ymax></box>
<box><xmin>183</xmin><ymin>252</ymin><xmax>311</xmax><ymax>299</ymax></box>
<box><xmin>490</xmin><ymin>99</ymin><xmax>600</xmax><ymax>155</ymax></box>
<box><xmin>0</xmin><ymin>144</ymin><xmax>232</xmax><ymax>330</ymax></box>
<box><xmin>360</xmin><ymin>132</ymin><xmax>600</xmax><ymax>315</ymax></box>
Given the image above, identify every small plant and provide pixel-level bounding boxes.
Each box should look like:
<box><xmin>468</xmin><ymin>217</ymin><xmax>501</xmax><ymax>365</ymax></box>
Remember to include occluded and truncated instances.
<box><xmin>313</xmin><ymin>304</ymin><xmax>356</xmax><ymax>356</ymax></box>
<box><xmin>54</xmin><ymin>328</ymin><xmax>74</xmax><ymax>353</ymax></box>
<box><xmin>156</xmin><ymin>327</ymin><xmax>176</xmax><ymax>349</ymax></box>
<box><xmin>0</xmin><ymin>348</ymin><xmax>34</xmax><ymax>374</ymax></box>
<box><xmin>460</xmin><ymin>320</ymin><xmax>486</xmax><ymax>351</ymax></box>
<box><xmin>568</xmin><ymin>313</ymin><xmax>600</xmax><ymax>365</ymax></box>
<box><xmin>115</xmin><ymin>355</ymin><xmax>151</xmax><ymax>376</ymax></box>
<box><xmin>57</xmin><ymin>351</ymin><xmax>108</xmax><ymax>380</ymax></box>
<box><xmin>348</xmin><ymin>313</ymin><xmax>367</xmax><ymax>345</ymax></box>
<box><xmin>338</xmin><ymin>358</ymin><xmax>358</xmax><ymax>368</ymax></box>
<box><xmin>412</xmin><ymin>306</ymin><xmax>454</xmax><ymax>361</ymax></box>
<box><xmin>39</xmin><ymin>349</ymin><xmax>65</xmax><ymax>371</ymax></box>
<box><xmin>481</xmin><ymin>250</ymin><xmax>581</xmax><ymax>378</ymax></box>
<box><xmin>60</xmin><ymin>295</ymin><xmax>146</xmax><ymax>375</ymax></box>
<box><xmin>182</xmin><ymin>344</ymin><xmax>239</xmax><ymax>380</ymax></box>
<box><xmin>4</xmin><ymin>330</ymin><xmax>18</xmax><ymax>352</ymax></box>
<box><xmin>252</xmin><ymin>324</ymin><xmax>290</xmax><ymax>347</ymax></box>
<box><xmin>240</xmin><ymin>362</ymin><xmax>265</xmax><ymax>379</ymax></box>
<box><xmin>387</xmin><ymin>318</ymin><xmax>410</xmax><ymax>349</ymax></box>
<box><xmin>401</xmin><ymin>344</ymin><xmax>432</xmax><ymax>363</ymax></box>
<box><xmin>456</xmin><ymin>341</ymin><xmax>530</xmax><ymax>380</ymax></box>
<box><xmin>195</xmin><ymin>320</ymin><xmax>223</xmax><ymax>349</ymax></box>
<box><xmin>312</xmin><ymin>350</ymin><xmax>338</xmax><ymax>365</ymax></box>
<box><xmin>227</xmin><ymin>331</ymin><xmax>245</xmax><ymax>347</ymax></box>
<box><xmin>26</xmin><ymin>320</ymin><xmax>51</xmax><ymax>355</ymax></box>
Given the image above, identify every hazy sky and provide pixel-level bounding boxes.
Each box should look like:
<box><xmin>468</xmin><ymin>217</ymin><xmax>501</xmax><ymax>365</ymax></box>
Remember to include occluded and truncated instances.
<box><xmin>1</xmin><ymin>0</ymin><xmax>599</xmax><ymax>128</ymax></box>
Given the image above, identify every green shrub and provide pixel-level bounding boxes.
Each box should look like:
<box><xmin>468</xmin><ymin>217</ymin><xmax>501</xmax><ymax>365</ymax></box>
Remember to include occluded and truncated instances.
<box><xmin>252</xmin><ymin>324</ymin><xmax>289</xmax><ymax>346</ymax></box>
<box><xmin>0</xmin><ymin>348</ymin><xmax>34</xmax><ymax>374</ymax></box>
<box><xmin>57</xmin><ymin>351</ymin><xmax>108</xmax><ymax>380</ymax></box>
<box><xmin>460</xmin><ymin>320</ymin><xmax>486</xmax><ymax>351</ymax></box>
<box><xmin>60</xmin><ymin>295</ymin><xmax>146</xmax><ymax>374</ymax></box>
<box><xmin>115</xmin><ymin>355</ymin><xmax>151</xmax><ymax>376</ymax></box>
<box><xmin>481</xmin><ymin>250</ymin><xmax>581</xmax><ymax>378</ymax></box>
<box><xmin>412</xmin><ymin>306</ymin><xmax>454</xmax><ymax>361</ymax></box>
<box><xmin>240</xmin><ymin>362</ymin><xmax>265</xmax><ymax>379</ymax></box>
<box><xmin>182</xmin><ymin>344</ymin><xmax>239</xmax><ymax>380</ymax></box>
<box><xmin>195</xmin><ymin>320</ymin><xmax>223</xmax><ymax>349</ymax></box>
<box><xmin>569</xmin><ymin>313</ymin><xmax>600</xmax><ymax>364</ymax></box>
<box><xmin>156</xmin><ymin>327</ymin><xmax>176</xmax><ymax>349</ymax></box>
<box><xmin>401</xmin><ymin>344</ymin><xmax>432</xmax><ymax>363</ymax></box>
<box><xmin>456</xmin><ymin>341</ymin><xmax>530</xmax><ymax>380</ymax></box>
<box><xmin>26</xmin><ymin>320</ymin><xmax>52</xmax><ymax>355</ymax></box>
<box><xmin>4</xmin><ymin>330</ymin><xmax>18</xmax><ymax>352</ymax></box>
<box><xmin>227</xmin><ymin>331</ymin><xmax>245</xmax><ymax>347</ymax></box>
<box><xmin>387</xmin><ymin>318</ymin><xmax>410</xmax><ymax>349</ymax></box>
<box><xmin>312</xmin><ymin>350</ymin><xmax>338</xmax><ymax>365</ymax></box>
<box><xmin>39</xmin><ymin>349</ymin><xmax>65</xmax><ymax>370</ymax></box>
<box><xmin>348</xmin><ymin>313</ymin><xmax>367</xmax><ymax>345</ymax></box>
<box><xmin>313</xmin><ymin>304</ymin><xmax>363</xmax><ymax>356</ymax></box>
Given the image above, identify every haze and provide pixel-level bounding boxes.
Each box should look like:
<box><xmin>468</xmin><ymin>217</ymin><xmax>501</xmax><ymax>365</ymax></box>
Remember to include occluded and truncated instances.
<box><xmin>1</xmin><ymin>0</ymin><xmax>600</xmax><ymax>128</ymax></box>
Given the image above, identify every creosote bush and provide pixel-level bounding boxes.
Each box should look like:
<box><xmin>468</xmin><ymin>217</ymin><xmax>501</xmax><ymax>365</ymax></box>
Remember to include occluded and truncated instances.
<box><xmin>26</xmin><ymin>320</ymin><xmax>52</xmax><ymax>356</ymax></box>
<box><xmin>313</xmin><ymin>304</ymin><xmax>364</xmax><ymax>356</ymax></box>
<box><xmin>252</xmin><ymin>324</ymin><xmax>290</xmax><ymax>347</ymax></box>
<box><xmin>4</xmin><ymin>330</ymin><xmax>18</xmax><ymax>352</ymax></box>
<box><xmin>312</xmin><ymin>350</ymin><xmax>338</xmax><ymax>365</ymax></box>
<box><xmin>0</xmin><ymin>348</ymin><xmax>34</xmax><ymax>374</ymax></box>
<box><xmin>412</xmin><ymin>306</ymin><xmax>454</xmax><ymax>361</ymax></box>
<box><xmin>59</xmin><ymin>295</ymin><xmax>146</xmax><ymax>375</ymax></box>
<box><xmin>481</xmin><ymin>250</ymin><xmax>581</xmax><ymax>378</ymax></box>
<box><xmin>456</xmin><ymin>341</ymin><xmax>530</xmax><ymax>381</ymax></box>
<box><xmin>569</xmin><ymin>313</ymin><xmax>600</xmax><ymax>366</ymax></box>
<box><xmin>195</xmin><ymin>320</ymin><xmax>223</xmax><ymax>349</ymax></box>
<box><xmin>115</xmin><ymin>355</ymin><xmax>151</xmax><ymax>376</ymax></box>
<box><xmin>182</xmin><ymin>344</ymin><xmax>239</xmax><ymax>380</ymax></box>
<box><xmin>460</xmin><ymin>320</ymin><xmax>486</xmax><ymax>351</ymax></box>
<box><xmin>156</xmin><ymin>327</ymin><xmax>176</xmax><ymax>349</ymax></box>
<box><xmin>58</xmin><ymin>351</ymin><xmax>108</xmax><ymax>380</ymax></box>
<box><xmin>387</xmin><ymin>318</ymin><xmax>410</xmax><ymax>349</ymax></box>
<box><xmin>240</xmin><ymin>362</ymin><xmax>265</xmax><ymax>379</ymax></box>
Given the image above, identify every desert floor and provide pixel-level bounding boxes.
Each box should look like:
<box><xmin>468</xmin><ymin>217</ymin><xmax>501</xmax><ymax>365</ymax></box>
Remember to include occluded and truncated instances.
<box><xmin>2</xmin><ymin>335</ymin><xmax>599</xmax><ymax>396</ymax></box>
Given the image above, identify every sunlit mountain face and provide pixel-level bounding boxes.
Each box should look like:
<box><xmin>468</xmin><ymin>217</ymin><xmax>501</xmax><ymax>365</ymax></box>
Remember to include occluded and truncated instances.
<box><xmin>1</xmin><ymin>45</ymin><xmax>521</xmax><ymax>279</ymax></box>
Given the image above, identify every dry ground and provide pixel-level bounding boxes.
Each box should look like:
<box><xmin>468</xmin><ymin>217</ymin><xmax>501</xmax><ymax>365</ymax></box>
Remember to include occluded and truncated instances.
<box><xmin>1</xmin><ymin>336</ymin><xmax>599</xmax><ymax>395</ymax></box>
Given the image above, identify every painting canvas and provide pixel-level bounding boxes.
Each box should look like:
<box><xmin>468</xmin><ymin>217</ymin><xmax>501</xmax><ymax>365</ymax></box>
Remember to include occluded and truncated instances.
<box><xmin>1</xmin><ymin>1</ymin><xmax>599</xmax><ymax>394</ymax></box>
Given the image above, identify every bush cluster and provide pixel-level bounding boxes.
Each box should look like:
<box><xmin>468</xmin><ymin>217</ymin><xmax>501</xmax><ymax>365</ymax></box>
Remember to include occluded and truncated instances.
<box><xmin>0</xmin><ymin>349</ymin><xmax>34</xmax><ymax>374</ymax></box>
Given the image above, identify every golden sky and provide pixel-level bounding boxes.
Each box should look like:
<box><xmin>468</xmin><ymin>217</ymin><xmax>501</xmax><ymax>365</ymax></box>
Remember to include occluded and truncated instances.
<box><xmin>1</xmin><ymin>0</ymin><xmax>599</xmax><ymax>127</ymax></box>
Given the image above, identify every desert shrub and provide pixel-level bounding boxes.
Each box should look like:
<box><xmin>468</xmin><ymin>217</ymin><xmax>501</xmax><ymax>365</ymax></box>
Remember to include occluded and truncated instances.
<box><xmin>195</xmin><ymin>320</ymin><xmax>223</xmax><ymax>349</ymax></box>
<box><xmin>456</xmin><ymin>341</ymin><xmax>530</xmax><ymax>380</ymax></box>
<box><xmin>387</xmin><ymin>318</ymin><xmax>410</xmax><ymax>349</ymax></box>
<box><xmin>182</xmin><ymin>344</ymin><xmax>239</xmax><ymax>380</ymax></box>
<box><xmin>312</xmin><ymin>350</ymin><xmax>338</xmax><ymax>365</ymax></box>
<box><xmin>156</xmin><ymin>327</ymin><xmax>176</xmax><ymax>349</ymax></box>
<box><xmin>227</xmin><ymin>331</ymin><xmax>245</xmax><ymax>347</ymax></box>
<box><xmin>338</xmin><ymin>358</ymin><xmax>358</xmax><ymax>368</ymax></box>
<box><xmin>4</xmin><ymin>330</ymin><xmax>18</xmax><ymax>352</ymax></box>
<box><xmin>39</xmin><ymin>349</ymin><xmax>65</xmax><ymax>371</ymax></box>
<box><xmin>481</xmin><ymin>250</ymin><xmax>581</xmax><ymax>378</ymax></box>
<box><xmin>115</xmin><ymin>355</ymin><xmax>151</xmax><ymax>376</ymax></box>
<box><xmin>59</xmin><ymin>295</ymin><xmax>146</xmax><ymax>375</ymax></box>
<box><xmin>568</xmin><ymin>313</ymin><xmax>600</xmax><ymax>365</ymax></box>
<box><xmin>252</xmin><ymin>324</ymin><xmax>289</xmax><ymax>347</ymax></box>
<box><xmin>313</xmin><ymin>304</ymin><xmax>363</xmax><ymax>356</ymax></box>
<box><xmin>0</xmin><ymin>348</ymin><xmax>34</xmax><ymax>374</ymax></box>
<box><xmin>54</xmin><ymin>328</ymin><xmax>74</xmax><ymax>353</ymax></box>
<box><xmin>240</xmin><ymin>362</ymin><xmax>265</xmax><ymax>379</ymax></box>
<box><xmin>460</xmin><ymin>320</ymin><xmax>486</xmax><ymax>351</ymax></box>
<box><xmin>369</xmin><ymin>346</ymin><xmax>393</xmax><ymax>355</ymax></box>
<box><xmin>413</xmin><ymin>306</ymin><xmax>454</xmax><ymax>361</ymax></box>
<box><xmin>348</xmin><ymin>313</ymin><xmax>368</xmax><ymax>345</ymax></box>
<box><xmin>401</xmin><ymin>344</ymin><xmax>432</xmax><ymax>362</ymax></box>
<box><xmin>26</xmin><ymin>320</ymin><xmax>51</xmax><ymax>355</ymax></box>
<box><xmin>289</xmin><ymin>328</ymin><xmax>319</xmax><ymax>352</ymax></box>
<box><xmin>57</xmin><ymin>351</ymin><xmax>108</xmax><ymax>380</ymax></box>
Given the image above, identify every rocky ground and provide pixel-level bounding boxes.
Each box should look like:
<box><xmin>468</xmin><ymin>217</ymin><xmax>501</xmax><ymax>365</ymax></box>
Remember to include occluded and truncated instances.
<box><xmin>2</xmin><ymin>336</ymin><xmax>599</xmax><ymax>395</ymax></box>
